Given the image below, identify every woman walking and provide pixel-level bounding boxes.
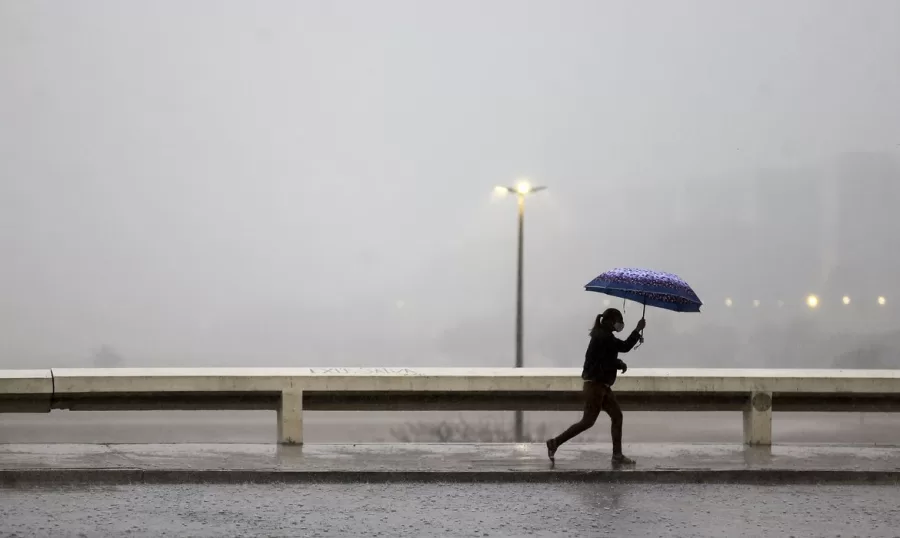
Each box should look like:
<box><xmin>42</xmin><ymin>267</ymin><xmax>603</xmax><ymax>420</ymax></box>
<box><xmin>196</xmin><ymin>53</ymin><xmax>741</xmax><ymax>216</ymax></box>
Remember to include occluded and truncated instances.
<box><xmin>546</xmin><ymin>308</ymin><xmax>645</xmax><ymax>465</ymax></box>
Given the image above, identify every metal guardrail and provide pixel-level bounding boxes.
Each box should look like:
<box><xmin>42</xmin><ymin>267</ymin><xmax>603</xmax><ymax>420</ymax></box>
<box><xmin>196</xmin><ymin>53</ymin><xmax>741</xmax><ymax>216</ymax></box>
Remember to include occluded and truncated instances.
<box><xmin>4</xmin><ymin>367</ymin><xmax>900</xmax><ymax>445</ymax></box>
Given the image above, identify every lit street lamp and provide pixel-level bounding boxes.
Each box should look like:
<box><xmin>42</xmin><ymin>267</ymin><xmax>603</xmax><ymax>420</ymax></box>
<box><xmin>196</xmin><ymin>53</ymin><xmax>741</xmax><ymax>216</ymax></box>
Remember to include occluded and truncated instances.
<box><xmin>495</xmin><ymin>180</ymin><xmax>546</xmax><ymax>442</ymax></box>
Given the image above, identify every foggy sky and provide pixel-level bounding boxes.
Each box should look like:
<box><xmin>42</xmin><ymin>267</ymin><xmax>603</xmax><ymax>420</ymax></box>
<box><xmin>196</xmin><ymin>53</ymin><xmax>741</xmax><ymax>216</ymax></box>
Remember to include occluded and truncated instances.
<box><xmin>2</xmin><ymin>1</ymin><xmax>900</xmax><ymax>369</ymax></box>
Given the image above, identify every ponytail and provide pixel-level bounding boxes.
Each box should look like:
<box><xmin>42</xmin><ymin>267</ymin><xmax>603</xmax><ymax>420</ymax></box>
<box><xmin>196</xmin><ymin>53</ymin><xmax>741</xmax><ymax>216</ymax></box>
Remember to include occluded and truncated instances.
<box><xmin>591</xmin><ymin>307</ymin><xmax>623</xmax><ymax>337</ymax></box>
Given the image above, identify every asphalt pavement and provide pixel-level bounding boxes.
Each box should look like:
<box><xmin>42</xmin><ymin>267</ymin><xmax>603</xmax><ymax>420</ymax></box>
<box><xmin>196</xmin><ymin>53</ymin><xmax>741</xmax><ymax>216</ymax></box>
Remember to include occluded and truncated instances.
<box><xmin>3</xmin><ymin>482</ymin><xmax>899</xmax><ymax>537</ymax></box>
<box><xmin>3</xmin><ymin>442</ymin><xmax>900</xmax><ymax>485</ymax></box>
<box><xmin>3</xmin><ymin>411</ymin><xmax>899</xmax><ymax>535</ymax></box>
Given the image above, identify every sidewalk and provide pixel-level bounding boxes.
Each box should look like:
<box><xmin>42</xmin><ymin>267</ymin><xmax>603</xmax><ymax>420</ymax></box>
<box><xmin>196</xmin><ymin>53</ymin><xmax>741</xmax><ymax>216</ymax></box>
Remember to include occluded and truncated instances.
<box><xmin>2</xmin><ymin>443</ymin><xmax>900</xmax><ymax>485</ymax></box>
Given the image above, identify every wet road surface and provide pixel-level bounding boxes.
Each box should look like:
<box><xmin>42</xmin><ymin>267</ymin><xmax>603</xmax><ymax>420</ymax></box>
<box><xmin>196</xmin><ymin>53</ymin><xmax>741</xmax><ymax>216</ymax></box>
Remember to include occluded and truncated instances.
<box><xmin>2</xmin><ymin>482</ymin><xmax>898</xmax><ymax>537</ymax></box>
<box><xmin>4</xmin><ymin>442</ymin><xmax>900</xmax><ymax>476</ymax></box>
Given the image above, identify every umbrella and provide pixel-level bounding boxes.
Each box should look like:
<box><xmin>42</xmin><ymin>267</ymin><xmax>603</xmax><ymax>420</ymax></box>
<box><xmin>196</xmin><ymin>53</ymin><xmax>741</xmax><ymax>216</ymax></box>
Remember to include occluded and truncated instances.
<box><xmin>585</xmin><ymin>267</ymin><xmax>702</xmax><ymax>344</ymax></box>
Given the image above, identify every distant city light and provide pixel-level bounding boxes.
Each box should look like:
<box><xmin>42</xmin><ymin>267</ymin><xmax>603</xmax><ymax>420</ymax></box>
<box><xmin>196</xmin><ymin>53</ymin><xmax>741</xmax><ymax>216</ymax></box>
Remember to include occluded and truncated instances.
<box><xmin>842</xmin><ymin>296</ymin><xmax>851</xmax><ymax>305</ymax></box>
<box><xmin>777</xmin><ymin>300</ymin><xmax>784</xmax><ymax>308</ymax></box>
<box><xmin>806</xmin><ymin>295</ymin><xmax>819</xmax><ymax>308</ymax></box>
<box><xmin>752</xmin><ymin>300</ymin><xmax>760</xmax><ymax>307</ymax></box>
<box><xmin>493</xmin><ymin>186</ymin><xmax>510</xmax><ymax>196</ymax></box>
<box><xmin>878</xmin><ymin>296</ymin><xmax>887</xmax><ymax>306</ymax></box>
<box><xmin>725</xmin><ymin>298</ymin><xmax>733</xmax><ymax>307</ymax></box>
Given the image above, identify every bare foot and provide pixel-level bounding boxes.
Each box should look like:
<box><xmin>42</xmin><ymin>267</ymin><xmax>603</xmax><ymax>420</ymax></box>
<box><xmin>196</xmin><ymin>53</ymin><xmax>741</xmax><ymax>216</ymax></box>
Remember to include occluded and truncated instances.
<box><xmin>611</xmin><ymin>454</ymin><xmax>636</xmax><ymax>465</ymax></box>
<box><xmin>546</xmin><ymin>439</ymin><xmax>558</xmax><ymax>464</ymax></box>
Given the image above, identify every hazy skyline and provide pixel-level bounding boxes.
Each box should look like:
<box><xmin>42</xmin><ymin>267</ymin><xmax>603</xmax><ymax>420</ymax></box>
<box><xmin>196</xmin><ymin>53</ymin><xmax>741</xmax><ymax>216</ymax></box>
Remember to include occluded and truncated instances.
<box><xmin>2</xmin><ymin>1</ymin><xmax>899</xmax><ymax>368</ymax></box>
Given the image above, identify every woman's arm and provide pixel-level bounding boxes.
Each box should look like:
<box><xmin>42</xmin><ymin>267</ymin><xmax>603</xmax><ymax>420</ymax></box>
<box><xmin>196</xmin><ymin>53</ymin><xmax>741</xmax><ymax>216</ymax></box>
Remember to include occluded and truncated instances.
<box><xmin>614</xmin><ymin>319</ymin><xmax>646</xmax><ymax>353</ymax></box>
<box><xmin>614</xmin><ymin>330</ymin><xmax>643</xmax><ymax>353</ymax></box>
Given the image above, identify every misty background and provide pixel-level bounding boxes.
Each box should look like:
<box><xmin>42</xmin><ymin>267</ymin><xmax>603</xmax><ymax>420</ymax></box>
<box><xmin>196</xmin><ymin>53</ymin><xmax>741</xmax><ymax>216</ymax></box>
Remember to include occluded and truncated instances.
<box><xmin>2</xmin><ymin>0</ymin><xmax>900</xmax><ymax>372</ymax></box>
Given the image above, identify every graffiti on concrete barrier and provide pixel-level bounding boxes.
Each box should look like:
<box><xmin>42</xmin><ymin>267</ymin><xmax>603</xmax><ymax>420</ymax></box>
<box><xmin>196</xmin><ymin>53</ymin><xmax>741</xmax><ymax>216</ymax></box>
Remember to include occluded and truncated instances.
<box><xmin>309</xmin><ymin>367</ymin><xmax>421</xmax><ymax>376</ymax></box>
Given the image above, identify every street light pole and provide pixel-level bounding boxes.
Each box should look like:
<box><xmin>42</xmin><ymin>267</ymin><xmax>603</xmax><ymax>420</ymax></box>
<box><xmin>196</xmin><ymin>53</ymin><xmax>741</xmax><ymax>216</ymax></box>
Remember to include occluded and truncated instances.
<box><xmin>516</xmin><ymin>193</ymin><xmax>525</xmax><ymax>370</ymax></box>
<box><xmin>514</xmin><ymin>193</ymin><xmax>525</xmax><ymax>442</ymax></box>
<box><xmin>495</xmin><ymin>180</ymin><xmax>546</xmax><ymax>443</ymax></box>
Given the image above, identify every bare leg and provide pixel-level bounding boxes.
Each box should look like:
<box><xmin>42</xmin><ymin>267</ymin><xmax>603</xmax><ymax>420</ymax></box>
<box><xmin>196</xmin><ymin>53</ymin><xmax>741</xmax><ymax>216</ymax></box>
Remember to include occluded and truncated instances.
<box><xmin>602</xmin><ymin>388</ymin><xmax>623</xmax><ymax>455</ymax></box>
<box><xmin>547</xmin><ymin>382</ymin><xmax>604</xmax><ymax>461</ymax></box>
<box><xmin>603</xmin><ymin>389</ymin><xmax>634</xmax><ymax>464</ymax></box>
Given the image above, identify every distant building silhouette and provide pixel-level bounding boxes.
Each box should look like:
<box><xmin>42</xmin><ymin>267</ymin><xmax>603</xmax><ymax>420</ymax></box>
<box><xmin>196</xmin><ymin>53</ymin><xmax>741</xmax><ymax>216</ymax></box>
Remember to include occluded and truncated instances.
<box><xmin>91</xmin><ymin>345</ymin><xmax>123</xmax><ymax>368</ymax></box>
<box><xmin>825</xmin><ymin>152</ymin><xmax>900</xmax><ymax>306</ymax></box>
<box><xmin>748</xmin><ymin>167</ymin><xmax>827</xmax><ymax>302</ymax></box>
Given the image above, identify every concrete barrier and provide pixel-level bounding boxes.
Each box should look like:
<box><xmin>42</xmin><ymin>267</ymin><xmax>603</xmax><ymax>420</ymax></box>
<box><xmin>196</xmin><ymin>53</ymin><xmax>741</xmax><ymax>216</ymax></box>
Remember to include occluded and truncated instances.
<box><xmin>0</xmin><ymin>369</ymin><xmax>53</xmax><ymax>413</ymax></box>
<box><xmin>4</xmin><ymin>368</ymin><xmax>900</xmax><ymax>446</ymax></box>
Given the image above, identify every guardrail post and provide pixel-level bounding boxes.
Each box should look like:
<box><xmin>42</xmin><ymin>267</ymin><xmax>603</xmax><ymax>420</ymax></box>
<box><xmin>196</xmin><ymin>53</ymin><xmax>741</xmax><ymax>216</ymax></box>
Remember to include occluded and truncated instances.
<box><xmin>743</xmin><ymin>391</ymin><xmax>773</xmax><ymax>446</ymax></box>
<box><xmin>277</xmin><ymin>390</ymin><xmax>303</xmax><ymax>445</ymax></box>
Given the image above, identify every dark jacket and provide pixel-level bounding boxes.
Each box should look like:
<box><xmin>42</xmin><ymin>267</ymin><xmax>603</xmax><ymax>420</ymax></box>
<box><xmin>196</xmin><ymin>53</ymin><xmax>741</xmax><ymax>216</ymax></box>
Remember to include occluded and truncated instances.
<box><xmin>581</xmin><ymin>327</ymin><xmax>642</xmax><ymax>386</ymax></box>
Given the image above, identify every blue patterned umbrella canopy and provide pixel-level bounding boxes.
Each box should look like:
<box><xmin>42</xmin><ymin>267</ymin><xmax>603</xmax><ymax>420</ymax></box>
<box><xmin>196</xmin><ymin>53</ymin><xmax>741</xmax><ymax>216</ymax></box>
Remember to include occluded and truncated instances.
<box><xmin>585</xmin><ymin>267</ymin><xmax>703</xmax><ymax>313</ymax></box>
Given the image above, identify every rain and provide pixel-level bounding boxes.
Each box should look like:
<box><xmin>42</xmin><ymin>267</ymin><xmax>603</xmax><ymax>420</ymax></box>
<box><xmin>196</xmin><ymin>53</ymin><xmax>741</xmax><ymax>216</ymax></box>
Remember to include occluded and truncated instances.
<box><xmin>2</xmin><ymin>0</ymin><xmax>900</xmax><ymax>535</ymax></box>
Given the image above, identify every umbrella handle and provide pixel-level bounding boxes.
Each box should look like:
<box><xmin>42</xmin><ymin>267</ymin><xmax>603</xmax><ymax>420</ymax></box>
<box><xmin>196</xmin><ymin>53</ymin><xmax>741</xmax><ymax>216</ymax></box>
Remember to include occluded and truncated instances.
<box><xmin>638</xmin><ymin>301</ymin><xmax>646</xmax><ymax>344</ymax></box>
